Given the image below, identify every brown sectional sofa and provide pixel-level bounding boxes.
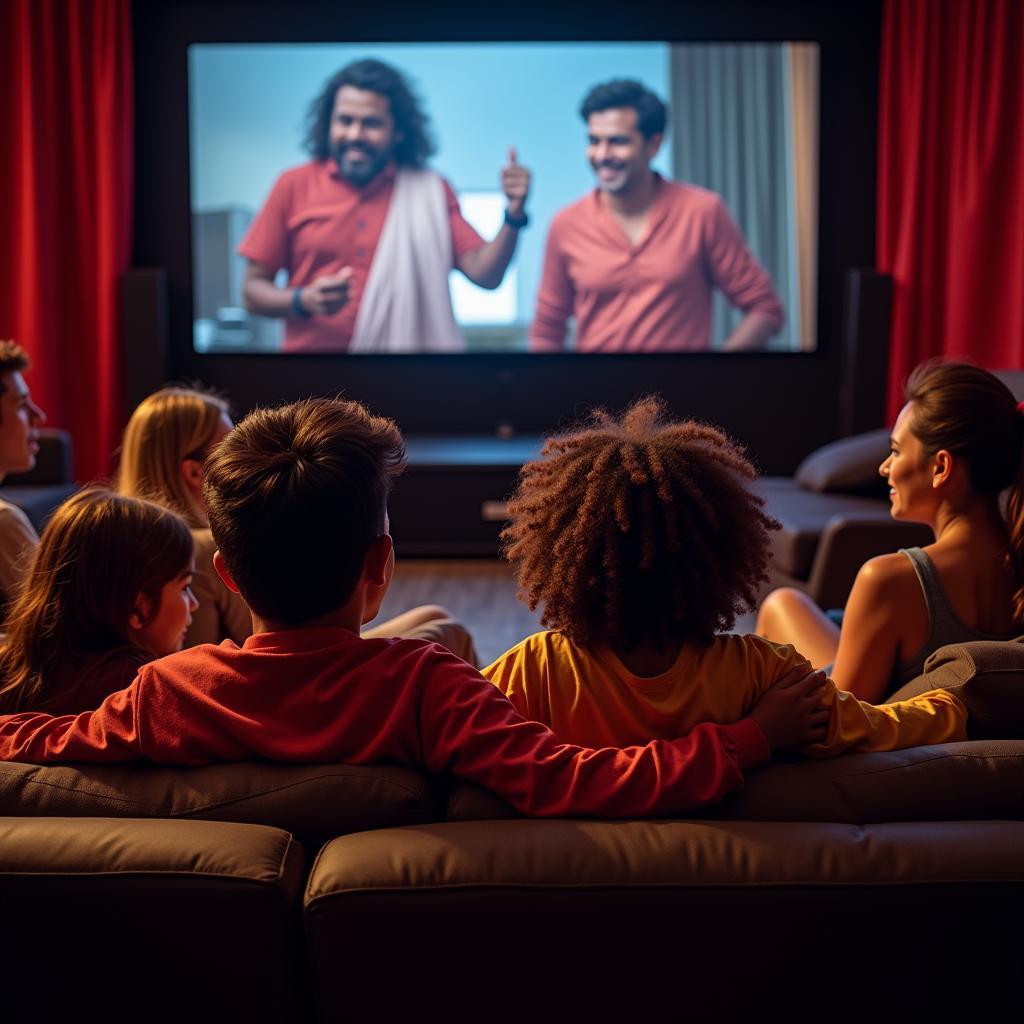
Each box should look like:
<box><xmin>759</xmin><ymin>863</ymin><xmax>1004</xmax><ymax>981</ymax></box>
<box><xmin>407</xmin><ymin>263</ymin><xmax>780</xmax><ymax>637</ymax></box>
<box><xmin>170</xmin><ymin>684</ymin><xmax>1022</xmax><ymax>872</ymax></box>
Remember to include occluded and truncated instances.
<box><xmin>3</xmin><ymin>639</ymin><xmax>1024</xmax><ymax>1022</ymax></box>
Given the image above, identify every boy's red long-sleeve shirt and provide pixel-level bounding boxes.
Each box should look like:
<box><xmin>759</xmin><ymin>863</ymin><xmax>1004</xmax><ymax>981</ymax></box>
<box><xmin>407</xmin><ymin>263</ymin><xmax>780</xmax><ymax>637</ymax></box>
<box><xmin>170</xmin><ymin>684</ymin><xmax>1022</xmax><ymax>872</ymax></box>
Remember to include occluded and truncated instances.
<box><xmin>0</xmin><ymin>627</ymin><xmax>770</xmax><ymax>818</ymax></box>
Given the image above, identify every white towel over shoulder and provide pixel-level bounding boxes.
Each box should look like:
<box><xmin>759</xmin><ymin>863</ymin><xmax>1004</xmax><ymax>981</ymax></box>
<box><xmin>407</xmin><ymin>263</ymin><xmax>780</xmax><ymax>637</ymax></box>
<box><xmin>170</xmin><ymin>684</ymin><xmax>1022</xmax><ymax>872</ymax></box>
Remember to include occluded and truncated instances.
<box><xmin>349</xmin><ymin>168</ymin><xmax>465</xmax><ymax>353</ymax></box>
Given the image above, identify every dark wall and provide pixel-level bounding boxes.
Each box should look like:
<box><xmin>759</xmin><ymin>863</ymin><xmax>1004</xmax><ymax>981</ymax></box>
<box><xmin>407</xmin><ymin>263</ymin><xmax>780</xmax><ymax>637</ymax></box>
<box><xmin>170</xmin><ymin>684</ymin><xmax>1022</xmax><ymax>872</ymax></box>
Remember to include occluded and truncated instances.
<box><xmin>131</xmin><ymin>0</ymin><xmax>882</xmax><ymax>474</ymax></box>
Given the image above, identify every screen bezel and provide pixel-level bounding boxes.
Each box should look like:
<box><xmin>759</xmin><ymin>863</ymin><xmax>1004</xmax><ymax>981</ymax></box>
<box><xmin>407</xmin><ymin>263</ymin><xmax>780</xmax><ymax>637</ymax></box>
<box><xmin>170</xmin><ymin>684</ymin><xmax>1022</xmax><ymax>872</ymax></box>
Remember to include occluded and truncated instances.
<box><xmin>131</xmin><ymin>0</ymin><xmax>882</xmax><ymax>472</ymax></box>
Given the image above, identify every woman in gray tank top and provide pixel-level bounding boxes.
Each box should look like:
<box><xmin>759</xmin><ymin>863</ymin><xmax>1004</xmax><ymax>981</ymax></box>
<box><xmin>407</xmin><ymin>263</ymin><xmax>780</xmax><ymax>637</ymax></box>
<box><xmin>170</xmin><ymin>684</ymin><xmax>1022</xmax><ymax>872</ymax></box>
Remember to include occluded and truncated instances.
<box><xmin>756</xmin><ymin>361</ymin><xmax>1024</xmax><ymax>702</ymax></box>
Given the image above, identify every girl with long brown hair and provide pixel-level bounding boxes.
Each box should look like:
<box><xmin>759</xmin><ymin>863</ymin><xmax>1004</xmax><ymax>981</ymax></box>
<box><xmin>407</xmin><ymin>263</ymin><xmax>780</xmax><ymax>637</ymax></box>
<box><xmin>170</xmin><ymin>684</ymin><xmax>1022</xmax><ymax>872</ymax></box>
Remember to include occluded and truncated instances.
<box><xmin>0</xmin><ymin>488</ymin><xmax>196</xmax><ymax>714</ymax></box>
<box><xmin>757</xmin><ymin>361</ymin><xmax>1024</xmax><ymax>701</ymax></box>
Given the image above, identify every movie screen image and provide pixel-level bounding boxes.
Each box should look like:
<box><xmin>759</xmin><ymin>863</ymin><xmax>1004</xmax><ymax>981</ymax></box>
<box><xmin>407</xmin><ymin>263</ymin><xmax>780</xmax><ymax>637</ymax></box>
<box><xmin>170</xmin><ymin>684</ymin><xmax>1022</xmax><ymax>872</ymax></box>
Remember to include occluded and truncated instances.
<box><xmin>189</xmin><ymin>42</ymin><xmax>819</xmax><ymax>355</ymax></box>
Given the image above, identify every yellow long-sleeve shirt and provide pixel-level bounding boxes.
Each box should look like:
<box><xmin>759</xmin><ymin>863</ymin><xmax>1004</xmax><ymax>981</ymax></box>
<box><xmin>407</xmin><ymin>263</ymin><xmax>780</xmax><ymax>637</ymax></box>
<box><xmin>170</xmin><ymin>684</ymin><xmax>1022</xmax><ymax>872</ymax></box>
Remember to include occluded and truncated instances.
<box><xmin>482</xmin><ymin>631</ymin><xmax>967</xmax><ymax>757</ymax></box>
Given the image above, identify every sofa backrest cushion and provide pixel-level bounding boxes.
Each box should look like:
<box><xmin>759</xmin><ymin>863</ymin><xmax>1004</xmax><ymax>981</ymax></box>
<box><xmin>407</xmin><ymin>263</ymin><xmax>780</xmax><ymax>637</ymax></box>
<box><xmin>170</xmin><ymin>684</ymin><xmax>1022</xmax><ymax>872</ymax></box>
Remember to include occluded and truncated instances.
<box><xmin>0</xmin><ymin>760</ymin><xmax>440</xmax><ymax>845</ymax></box>
<box><xmin>887</xmin><ymin>637</ymin><xmax>1024</xmax><ymax>739</ymax></box>
<box><xmin>0</xmin><ymin>428</ymin><xmax>73</xmax><ymax>486</ymax></box>
<box><xmin>794</xmin><ymin>428</ymin><xmax>891</xmax><ymax>497</ymax></box>
<box><xmin>710</xmin><ymin>739</ymin><xmax>1024</xmax><ymax>821</ymax></box>
<box><xmin>445</xmin><ymin>739</ymin><xmax>1024</xmax><ymax>823</ymax></box>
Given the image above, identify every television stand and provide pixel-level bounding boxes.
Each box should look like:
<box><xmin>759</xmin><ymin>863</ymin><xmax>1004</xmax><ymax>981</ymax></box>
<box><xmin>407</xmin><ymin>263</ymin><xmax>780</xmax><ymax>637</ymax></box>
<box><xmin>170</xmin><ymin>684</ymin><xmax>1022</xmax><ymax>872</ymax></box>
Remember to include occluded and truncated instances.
<box><xmin>389</xmin><ymin>434</ymin><xmax>542</xmax><ymax>556</ymax></box>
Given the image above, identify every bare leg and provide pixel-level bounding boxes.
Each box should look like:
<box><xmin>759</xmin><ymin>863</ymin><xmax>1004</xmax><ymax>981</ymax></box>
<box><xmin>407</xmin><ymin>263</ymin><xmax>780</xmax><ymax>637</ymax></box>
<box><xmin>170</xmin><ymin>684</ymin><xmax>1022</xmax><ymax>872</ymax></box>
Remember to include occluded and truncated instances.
<box><xmin>364</xmin><ymin>604</ymin><xmax>451</xmax><ymax>637</ymax></box>
<box><xmin>363</xmin><ymin>605</ymin><xmax>479</xmax><ymax>667</ymax></box>
<box><xmin>755</xmin><ymin>587</ymin><xmax>841</xmax><ymax>670</ymax></box>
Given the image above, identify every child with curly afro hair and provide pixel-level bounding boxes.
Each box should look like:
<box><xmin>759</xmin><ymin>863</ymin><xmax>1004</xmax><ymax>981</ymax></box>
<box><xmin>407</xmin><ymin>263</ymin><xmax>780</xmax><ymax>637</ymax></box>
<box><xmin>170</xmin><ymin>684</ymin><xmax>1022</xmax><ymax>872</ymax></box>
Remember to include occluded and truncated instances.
<box><xmin>482</xmin><ymin>397</ymin><xmax>968</xmax><ymax>757</ymax></box>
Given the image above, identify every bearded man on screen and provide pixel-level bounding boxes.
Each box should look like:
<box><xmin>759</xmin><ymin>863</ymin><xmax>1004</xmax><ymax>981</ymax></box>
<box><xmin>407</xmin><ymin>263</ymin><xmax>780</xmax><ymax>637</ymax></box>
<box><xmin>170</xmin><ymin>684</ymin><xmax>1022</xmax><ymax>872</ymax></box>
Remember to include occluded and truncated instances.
<box><xmin>240</xmin><ymin>59</ymin><xmax>531</xmax><ymax>353</ymax></box>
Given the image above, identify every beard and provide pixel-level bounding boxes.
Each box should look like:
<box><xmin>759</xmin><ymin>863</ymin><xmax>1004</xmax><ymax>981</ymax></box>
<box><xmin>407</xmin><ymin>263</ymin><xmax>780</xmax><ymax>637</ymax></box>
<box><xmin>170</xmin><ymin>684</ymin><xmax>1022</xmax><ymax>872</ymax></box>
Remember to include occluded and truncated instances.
<box><xmin>331</xmin><ymin>140</ymin><xmax>391</xmax><ymax>186</ymax></box>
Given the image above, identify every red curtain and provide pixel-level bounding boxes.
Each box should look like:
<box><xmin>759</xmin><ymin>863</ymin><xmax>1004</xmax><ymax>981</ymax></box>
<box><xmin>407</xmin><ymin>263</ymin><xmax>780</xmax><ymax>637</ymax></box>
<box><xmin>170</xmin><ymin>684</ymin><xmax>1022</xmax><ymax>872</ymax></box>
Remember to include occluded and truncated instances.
<box><xmin>878</xmin><ymin>0</ymin><xmax>1024</xmax><ymax>423</ymax></box>
<box><xmin>0</xmin><ymin>0</ymin><xmax>133</xmax><ymax>481</ymax></box>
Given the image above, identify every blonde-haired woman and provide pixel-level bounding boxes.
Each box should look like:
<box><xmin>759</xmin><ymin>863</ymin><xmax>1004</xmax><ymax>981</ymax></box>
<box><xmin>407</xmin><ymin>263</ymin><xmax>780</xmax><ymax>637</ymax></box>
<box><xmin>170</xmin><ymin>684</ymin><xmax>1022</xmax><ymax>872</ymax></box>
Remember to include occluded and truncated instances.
<box><xmin>118</xmin><ymin>385</ymin><xmax>476</xmax><ymax>662</ymax></box>
<box><xmin>118</xmin><ymin>386</ymin><xmax>247</xmax><ymax>648</ymax></box>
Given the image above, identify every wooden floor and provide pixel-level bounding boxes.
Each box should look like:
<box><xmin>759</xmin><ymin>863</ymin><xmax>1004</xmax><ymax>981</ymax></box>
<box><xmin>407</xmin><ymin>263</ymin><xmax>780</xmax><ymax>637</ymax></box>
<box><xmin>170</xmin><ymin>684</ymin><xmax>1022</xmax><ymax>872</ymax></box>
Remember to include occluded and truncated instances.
<box><xmin>368</xmin><ymin>559</ymin><xmax>758</xmax><ymax>667</ymax></box>
<box><xmin>367</xmin><ymin>559</ymin><xmax>544</xmax><ymax>667</ymax></box>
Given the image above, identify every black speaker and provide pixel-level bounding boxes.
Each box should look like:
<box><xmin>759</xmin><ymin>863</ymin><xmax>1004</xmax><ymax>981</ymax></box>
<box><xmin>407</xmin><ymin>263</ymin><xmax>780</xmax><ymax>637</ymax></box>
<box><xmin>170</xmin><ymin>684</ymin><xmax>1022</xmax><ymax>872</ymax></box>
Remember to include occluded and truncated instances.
<box><xmin>838</xmin><ymin>268</ymin><xmax>893</xmax><ymax>436</ymax></box>
<box><xmin>120</xmin><ymin>267</ymin><xmax>170</xmax><ymax>419</ymax></box>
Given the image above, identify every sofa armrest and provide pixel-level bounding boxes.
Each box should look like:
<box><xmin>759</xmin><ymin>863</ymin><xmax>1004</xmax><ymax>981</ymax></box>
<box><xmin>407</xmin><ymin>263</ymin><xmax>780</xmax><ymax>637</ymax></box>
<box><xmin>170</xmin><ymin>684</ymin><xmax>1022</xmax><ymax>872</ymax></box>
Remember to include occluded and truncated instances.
<box><xmin>803</xmin><ymin>513</ymin><xmax>932</xmax><ymax>609</ymax></box>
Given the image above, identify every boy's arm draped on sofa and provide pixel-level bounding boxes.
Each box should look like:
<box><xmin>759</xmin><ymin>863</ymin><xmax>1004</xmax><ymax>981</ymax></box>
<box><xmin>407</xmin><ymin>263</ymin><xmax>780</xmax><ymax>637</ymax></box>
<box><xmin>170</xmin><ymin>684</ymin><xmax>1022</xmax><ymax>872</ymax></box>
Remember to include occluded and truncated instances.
<box><xmin>0</xmin><ymin>637</ymin><xmax>833</xmax><ymax>819</ymax></box>
<box><xmin>417</xmin><ymin>649</ymin><xmax>771</xmax><ymax>817</ymax></box>
<box><xmin>0</xmin><ymin>683</ymin><xmax>145</xmax><ymax>762</ymax></box>
<box><xmin>0</xmin><ymin>645</ymin><xmax>776</xmax><ymax>817</ymax></box>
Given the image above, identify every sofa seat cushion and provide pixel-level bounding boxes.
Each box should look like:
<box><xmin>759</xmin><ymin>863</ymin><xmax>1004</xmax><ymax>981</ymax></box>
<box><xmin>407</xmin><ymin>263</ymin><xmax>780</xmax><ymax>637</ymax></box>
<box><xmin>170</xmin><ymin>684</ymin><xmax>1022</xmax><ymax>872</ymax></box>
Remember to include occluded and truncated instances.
<box><xmin>1</xmin><ymin>817</ymin><xmax>304</xmax><ymax>1022</ymax></box>
<box><xmin>303</xmin><ymin>819</ymin><xmax>1024</xmax><ymax>1021</ymax></box>
<box><xmin>752</xmin><ymin>476</ymin><xmax>890</xmax><ymax>578</ymax></box>
<box><xmin>0</xmin><ymin>760</ymin><xmax>439</xmax><ymax>846</ymax></box>
<box><xmin>888</xmin><ymin>637</ymin><xmax>1024</xmax><ymax>738</ymax></box>
<box><xmin>446</xmin><ymin>740</ymin><xmax>1024</xmax><ymax>823</ymax></box>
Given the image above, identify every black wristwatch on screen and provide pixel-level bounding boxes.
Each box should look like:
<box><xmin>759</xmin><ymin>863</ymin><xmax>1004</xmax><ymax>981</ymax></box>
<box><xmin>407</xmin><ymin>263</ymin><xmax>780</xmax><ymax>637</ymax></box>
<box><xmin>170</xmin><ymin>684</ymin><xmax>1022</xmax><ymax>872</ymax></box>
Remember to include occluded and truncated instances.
<box><xmin>504</xmin><ymin>208</ymin><xmax>529</xmax><ymax>230</ymax></box>
<box><xmin>291</xmin><ymin>287</ymin><xmax>311</xmax><ymax>319</ymax></box>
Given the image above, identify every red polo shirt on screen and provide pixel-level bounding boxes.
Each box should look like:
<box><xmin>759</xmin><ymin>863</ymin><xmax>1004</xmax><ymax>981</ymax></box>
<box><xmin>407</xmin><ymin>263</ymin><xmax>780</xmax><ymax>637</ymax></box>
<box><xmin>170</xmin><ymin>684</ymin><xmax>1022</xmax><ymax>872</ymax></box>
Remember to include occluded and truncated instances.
<box><xmin>529</xmin><ymin>178</ymin><xmax>784</xmax><ymax>353</ymax></box>
<box><xmin>238</xmin><ymin>160</ymin><xmax>485</xmax><ymax>353</ymax></box>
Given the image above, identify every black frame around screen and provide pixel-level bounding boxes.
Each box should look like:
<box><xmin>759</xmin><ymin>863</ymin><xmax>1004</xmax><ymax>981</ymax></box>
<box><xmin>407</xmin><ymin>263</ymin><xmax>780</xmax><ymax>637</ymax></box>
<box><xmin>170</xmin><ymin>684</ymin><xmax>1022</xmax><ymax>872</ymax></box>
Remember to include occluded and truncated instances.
<box><xmin>131</xmin><ymin>0</ymin><xmax>882</xmax><ymax>474</ymax></box>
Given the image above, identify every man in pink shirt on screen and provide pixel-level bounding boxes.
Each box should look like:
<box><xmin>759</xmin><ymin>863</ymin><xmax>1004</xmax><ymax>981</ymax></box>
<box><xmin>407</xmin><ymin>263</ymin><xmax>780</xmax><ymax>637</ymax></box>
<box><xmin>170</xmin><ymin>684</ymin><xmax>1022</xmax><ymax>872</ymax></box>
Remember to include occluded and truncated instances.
<box><xmin>529</xmin><ymin>79</ymin><xmax>783</xmax><ymax>353</ymax></box>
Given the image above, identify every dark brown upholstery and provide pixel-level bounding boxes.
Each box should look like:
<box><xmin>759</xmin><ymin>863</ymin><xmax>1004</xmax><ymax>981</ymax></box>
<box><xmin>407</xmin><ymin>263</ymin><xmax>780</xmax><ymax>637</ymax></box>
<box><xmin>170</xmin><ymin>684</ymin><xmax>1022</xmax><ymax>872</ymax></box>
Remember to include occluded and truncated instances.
<box><xmin>447</xmin><ymin>739</ymin><xmax>1024</xmax><ymax>824</ymax></box>
<box><xmin>889</xmin><ymin>636</ymin><xmax>1024</xmax><ymax>738</ymax></box>
<box><xmin>304</xmin><ymin>818</ymin><xmax>1024</xmax><ymax>1021</ymax></box>
<box><xmin>307</xmin><ymin>817</ymin><xmax>1024</xmax><ymax>891</ymax></box>
<box><xmin>754</xmin><ymin>476</ymin><xmax>932</xmax><ymax>606</ymax></box>
<box><xmin>5</xmin><ymin>637</ymin><xmax>1024</xmax><ymax>1020</ymax></box>
<box><xmin>0</xmin><ymin>428</ymin><xmax>76</xmax><ymax>531</ymax></box>
<box><xmin>1</xmin><ymin>817</ymin><xmax>306</xmax><ymax>1023</ymax></box>
<box><xmin>0</xmin><ymin>760</ymin><xmax>439</xmax><ymax>847</ymax></box>
<box><xmin>793</xmin><ymin>426</ymin><xmax>891</xmax><ymax>496</ymax></box>
<box><xmin>753</xmin><ymin>476</ymin><xmax>889</xmax><ymax>578</ymax></box>
<box><xmin>1</xmin><ymin>427</ymin><xmax>74</xmax><ymax>485</ymax></box>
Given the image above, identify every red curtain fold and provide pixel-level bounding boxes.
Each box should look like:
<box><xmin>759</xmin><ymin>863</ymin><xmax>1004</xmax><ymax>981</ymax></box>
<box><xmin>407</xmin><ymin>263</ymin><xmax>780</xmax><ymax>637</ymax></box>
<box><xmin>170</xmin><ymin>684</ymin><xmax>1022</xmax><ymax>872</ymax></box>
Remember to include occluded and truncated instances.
<box><xmin>878</xmin><ymin>0</ymin><xmax>1024</xmax><ymax>423</ymax></box>
<box><xmin>0</xmin><ymin>0</ymin><xmax>133</xmax><ymax>481</ymax></box>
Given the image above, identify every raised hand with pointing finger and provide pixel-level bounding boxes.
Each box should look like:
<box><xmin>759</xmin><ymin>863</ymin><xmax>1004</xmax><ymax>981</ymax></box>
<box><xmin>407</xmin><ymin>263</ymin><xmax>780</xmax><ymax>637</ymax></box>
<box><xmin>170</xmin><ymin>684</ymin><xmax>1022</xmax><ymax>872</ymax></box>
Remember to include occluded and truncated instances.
<box><xmin>501</xmin><ymin>146</ymin><xmax>531</xmax><ymax>224</ymax></box>
<box><xmin>451</xmin><ymin>146</ymin><xmax>532</xmax><ymax>289</ymax></box>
